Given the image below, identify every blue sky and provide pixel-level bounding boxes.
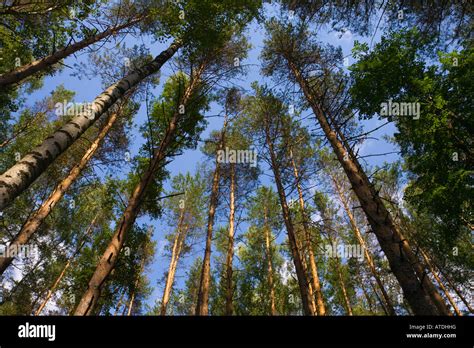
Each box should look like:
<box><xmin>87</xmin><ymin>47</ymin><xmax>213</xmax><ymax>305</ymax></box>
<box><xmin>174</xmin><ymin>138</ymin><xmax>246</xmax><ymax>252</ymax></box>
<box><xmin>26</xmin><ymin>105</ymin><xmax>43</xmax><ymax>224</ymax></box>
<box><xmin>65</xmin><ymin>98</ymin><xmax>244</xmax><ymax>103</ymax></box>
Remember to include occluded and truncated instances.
<box><xmin>15</xmin><ymin>3</ymin><xmax>402</xmax><ymax>312</ymax></box>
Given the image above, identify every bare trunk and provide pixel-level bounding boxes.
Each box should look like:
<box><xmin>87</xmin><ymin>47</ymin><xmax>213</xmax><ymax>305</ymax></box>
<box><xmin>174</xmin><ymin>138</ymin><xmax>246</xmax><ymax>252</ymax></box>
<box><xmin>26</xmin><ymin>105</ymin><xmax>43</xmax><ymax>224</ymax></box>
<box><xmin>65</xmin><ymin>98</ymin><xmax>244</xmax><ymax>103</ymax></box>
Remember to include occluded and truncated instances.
<box><xmin>336</xmin><ymin>261</ymin><xmax>353</xmax><ymax>316</ymax></box>
<box><xmin>0</xmin><ymin>16</ymin><xmax>145</xmax><ymax>88</ymax></box>
<box><xmin>288</xmin><ymin>61</ymin><xmax>449</xmax><ymax>315</ymax></box>
<box><xmin>264</xmin><ymin>207</ymin><xmax>277</xmax><ymax>315</ymax></box>
<box><xmin>224</xmin><ymin>162</ymin><xmax>236</xmax><ymax>315</ymax></box>
<box><xmin>0</xmin><ymin>110</ymin><xmax>118</xmax><ymax>274</ymax></box>
<box><xmin>195</xmin><ymin>158</ymin><xmax>221</xmax><ymax>315</ymax></box>
<box><xmin>264</xmin><ymin>123</ymin><xmax>315</xmax><ymax>315</ymax></box>
<box><xmin>331</xmin><ymin>175</ymin><xmax>396</xmax><ymax>315</ymax></box>
<box><xmin>160</xmin><ymin>211</ymin><xmax>187</xmax><ymax>315</ymax></box>
<box><xmin>289</xmin><ymin>148</ymin><xmax>326</xmax><ymax>315</ymax></box>
<box><xmin>74</xmin><ymin>65</ymin><xmax>203</xmax><ymax>316</ymax></box>
<box><xmin>0</xmin><ymin>41</ymin><xmax>180</xmax><ymax>210</ymax></box>
<box><xmin>34</xmin><ymin>215</ymin><xmax>97</xmax><ymax>315</ymax></box>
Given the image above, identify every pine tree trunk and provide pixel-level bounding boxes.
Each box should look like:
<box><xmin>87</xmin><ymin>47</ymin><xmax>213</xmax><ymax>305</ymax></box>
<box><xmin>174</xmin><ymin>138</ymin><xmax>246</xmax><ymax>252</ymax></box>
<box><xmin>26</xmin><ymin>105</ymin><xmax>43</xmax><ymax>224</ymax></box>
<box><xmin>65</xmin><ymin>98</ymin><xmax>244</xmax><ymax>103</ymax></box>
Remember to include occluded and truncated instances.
<box><xmin>224</xmin><ymin>162</ymin><xmax>236</xmax><ymax>316</ymax></box>
<box><xmin>74</xmin><ymin>65</ymin><xmax>203</xmax><ymax>316</ymax></box>
<box><xmin>34</xmin><ymin>215</ymin><xmax>97</xmax><ymax>315</ymax></box>
<box><xmin>287</xmin><ymin>61</ymin><xmax>450</xmax><ymax>315</ymax></box>
<box><xmin>331</xmin><ymin>175</ymin><xmax>396</xmax><ymax>315</ymax></box>
<box><xmin>0</xmin><ymin>41</ymin><xmax>180</xmax><ymax>210</ymax></box>
<box><xmin>195</xmin><ymin>156</ymin><xmax>222</xmax><ymax>315</ymax></box>
<box><xmin>263</xmin><ymin>206</ymin><xmax>277</xmax><ymax>315</ymax></box>
<box><xmin>160</xmin><ymin>210</ymin><xmax>187</xmax><ymax>315</ymax></box>
<box><xmin>264</xmin><ymin>122</ymin><xmax>315</xmax><ymax>315</ymax></box>
<box><xmin>0</xmin><ymin>110</ymin><xmax>118</xmax><ymax>274</ymax></box>
<box><xmin>289</xmin><ymin>148</ymin><xmax>326</xmax><ymax>315</ymax></box>
<box><xmin>0</xmin><ymin>16</ymin><xmax>145</xmax><ymax>88</ymax></box>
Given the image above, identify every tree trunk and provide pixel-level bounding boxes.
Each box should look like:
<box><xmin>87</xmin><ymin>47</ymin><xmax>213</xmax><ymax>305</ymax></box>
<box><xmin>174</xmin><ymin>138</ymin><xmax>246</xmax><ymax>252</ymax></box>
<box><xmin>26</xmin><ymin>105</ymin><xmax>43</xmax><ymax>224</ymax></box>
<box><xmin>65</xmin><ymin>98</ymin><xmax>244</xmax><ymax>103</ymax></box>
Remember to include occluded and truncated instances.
<box><xmin>160</xmin><ymin>210</ymin><xmax>188</xmax><ymax>315</ymax></box>
<box><xmin>264</xmin><ymin>123</ymin><xmax>315</xmax><ymax>315</ymax></box>
<box><xmin>195</xmin><ymin>153</ymin><xmax>222</xmax><ymax>316</ymax></box>
<box><xmin>0</xmin><ymin>16</ymin><xmax>145</xmax><ymax>88</ymax></box>
<box><xmin>224</xmin><ymin>162</ymin><xmax>236</xmax><ymax>315</ymax></box>
<box><xmin>263</xmin><ymin>206</ymin><xmax>277</xmax><ymax>315</ymax></box>
<box><xmin>0</xmin><ymin>109</ymin><xmax>118</xmax><ymax>274</ymax></box>
<box><xmin>287</xmin><ymin>61</ymin><xmax>450</xmax><ymax>315</ymax></box>
<box><xmin>336</xmin><ymin>262</ymin><xmax>353</xmax><ymax>316</ymax></box>
<box><xmin>74</xmin><ymin>65</ymin><xmax>203</xmax><ymax>316</ymax></box>
<box><xmin>289</xmin><ymin>148</ymin><xmax>326</xmax><ymax>315</ymax></box>
<box><xmin>34</xmin><ymin>214</ymin><xmax>97</xmax><ymax>315</ymax></box>
<box><xmin>0</xmin><ymin>111</ymin><xmax>44</xmax><ymax>149</ymax></box>
<box><xmin>331</xmin><ymin>175</ymin><xmax>396</xmax><ymax>315</ymax></box>
<box><xmin>0</xmin><ymin>40</ymin><xmax>180</xmax><ymax>210</ymax></box>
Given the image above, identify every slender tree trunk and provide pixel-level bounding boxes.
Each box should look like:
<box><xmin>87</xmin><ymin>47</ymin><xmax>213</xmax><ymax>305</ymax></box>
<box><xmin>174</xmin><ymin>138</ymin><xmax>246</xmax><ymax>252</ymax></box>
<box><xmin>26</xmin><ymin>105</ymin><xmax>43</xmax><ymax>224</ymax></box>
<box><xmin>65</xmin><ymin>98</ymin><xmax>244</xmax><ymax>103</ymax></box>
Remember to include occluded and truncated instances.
<box><xmin>160</xmin><ymin>210</ymin><xmax>187</xmax><ymax>315</ymax></box>
<box><xmin>224</xmin><ymin>162</ymin><xmax>236</xmax><ymax>315</ymax></box>
<box><xmin>0</xmin><ymin>16</ymin><xmax>145</xmax><ymax>88</ymax></box>
<box><xmin>0</xmin><ymin>112</ymin><xmax>44</xmax><ymax>149</ymax></box>
<box><xmin>264</xmin><ymin>123</ymin><xmax>315</xmax><ymax>315</ymax></box>
<box><xmin>417</xmin><ymin>248</ymin><xmax>462</xmax><ymax>316</ymax></box>
<box><xmin>74</xmin><ymin>65</ymin><xmax>203</xmax><ymax>316</ymax></box>
<box><xmin>34</xmin><ymin>215</ymin><xmax>97</xmax><ymax>315</ymax></box>
<box><xmin>195</xmin><ymin>149</ymin><xmax>222</xmax><ymax>315</ymax></box>
<box><xmin>331</xmin><ymin>175</ymin><xmax>396</xmax><ymax>315</ymax></box>
<box><xmin>287</xmin><ymin>61</ymin><xmax>450</xmax><ymax>315</ymax></box>
<box><xmin>0</xmin><ymin>110</ymin><xmax>118</xmax><ymax>274</ymax></box>
<box><xmin>296</xmin><ymin>232</ymin><xmax>317</xmax><ymax>314</ymax></box>
<box><xmin>289</xmin><ymin>148</ymin><xmax>326</xmax><ymax>315</ymax></box>
<box><xmin>263</xmin><ymin>206</ymin><xmax>277</xmax><ymax>315</ymax></box>
<box><xmin>0</xmin><ymin>41</ymin><xmax>181</xmax><ymax>210</ymax></box>
<box><xmin>114</xmin><ymin>290</ymin><xmax>126</xmax><ymax>316</ymax></box>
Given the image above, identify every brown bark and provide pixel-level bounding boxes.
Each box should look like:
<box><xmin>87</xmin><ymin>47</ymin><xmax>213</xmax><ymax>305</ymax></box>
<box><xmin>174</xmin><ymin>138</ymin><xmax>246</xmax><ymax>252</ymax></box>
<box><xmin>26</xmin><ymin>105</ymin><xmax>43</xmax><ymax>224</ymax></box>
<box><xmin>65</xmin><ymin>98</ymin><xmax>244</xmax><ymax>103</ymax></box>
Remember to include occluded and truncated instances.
<box><xmin>0</xmin><ymin>41</ymin><xmax>180</xmax><ymax>210</ymax></box>
<box><xmin>331</xmin><ymin>175</ymin><xmax>396</xmax><ymax>315</ymax></box>
<box><xmin>34</xmin><ymin>214</ymin><xmax>97</xmax><ymax>315</ymax></box>
<box><xmin>0</xmin><ymin>16</ymin><xmax>145</xmax><ymax>88</ymax></box>
<box><xmin>224</xmin><ymin>162</ymin><xmax>236</xmax><ymax>315</ymax></box>
<box><xmin>0</xmin><ymin>109</ymin><xmax>118</xmax><ymax>274</ymax></box>
<box><xmin>263</xmin><ymin>120</ymin><xmax>315</xmax><ymax>315</ymax></box>
<box><xmin>160</xmin><ymin>210</ymin><xmax>188</xmax><ymax>315</ymax></box>
<box><xmin>289</xmin><ymin>148</ymin><xmax>326</xmax><ymax>315</ymax></box>
<box><xmin>74</xmin><ymin>65</ymin><xmax>204</xmax><ymax>316</ymax></box>
<box><xmin>195</xmin><ymin>138</ymin><xmax>223</xmax><ymax>315</ymax></box>
<box><xmin>263</xmin><ymin>206</ymin><xmax>277</xmax><ymax>315</ymax></box>
<box><xmin>287</xmin><ymin>60</ymin><xmax>450</xmax><ymax>315</ymax></box>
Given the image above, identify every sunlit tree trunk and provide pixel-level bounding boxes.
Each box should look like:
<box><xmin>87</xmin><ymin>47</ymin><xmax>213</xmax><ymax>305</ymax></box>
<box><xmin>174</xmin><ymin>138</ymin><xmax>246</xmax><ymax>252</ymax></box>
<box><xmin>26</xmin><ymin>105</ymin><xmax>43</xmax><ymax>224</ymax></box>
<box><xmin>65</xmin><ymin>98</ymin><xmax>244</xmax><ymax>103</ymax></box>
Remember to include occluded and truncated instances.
<box><xmin>224</xmin><ymin>162</ymin><xmax>236</xmax><ymax>315</ymax></box>
<box><xmin>263</xmin><ymin>206</ymin><xmax>277</xmax><ymax>315</ymax></box>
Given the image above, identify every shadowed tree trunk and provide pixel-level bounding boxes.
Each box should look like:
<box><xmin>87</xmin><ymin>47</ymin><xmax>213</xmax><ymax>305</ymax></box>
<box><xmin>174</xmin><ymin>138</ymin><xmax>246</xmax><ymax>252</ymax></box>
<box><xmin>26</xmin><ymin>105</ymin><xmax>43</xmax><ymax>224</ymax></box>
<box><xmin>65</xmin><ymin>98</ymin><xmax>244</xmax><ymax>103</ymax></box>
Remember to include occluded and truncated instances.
<box><xmin>0</xmin><ymin>40</ymin><xmax>180</xmax><ymax>210</ymax></box>
<box><xmin>289</xmin><ymin>147</ymin><xmax>326</xmax><ymax>315</ymax></box>
<box><xmin>0</xmin><ymin>15</ymin><xmax>145</xmax><ymax>88</ymax></box>
<box><xmin>263</xmin><ymin>119</ymin><xmax>315</xmax><ymax>316</ymax></box>
<box><xmin>195</xmin><ymin>119</ymin><xmax>227</xmax><ymax>316</ymax></box>
<box><xmin>331</xmin><ymin>174</ymin><xmax>396</xmax><ymax>315</ymax></box>
<box><xmin>263</xmin><ymin>206</ymin><xmax>277</xmax><ymax>315</ymax></box>
<box><xmin>74</xmin><ymin>64</ymin><xmax>204</xmax><ymax>316</ymax></box>
<box><xmin>287</xmin><ymin>60</ymin><xmax>450</xmax><ymax>315</ymax></box>
<box><xmin>0</xmin><ymin>109</ymin><xmax>119</xmax><ymax>274</ymax></box>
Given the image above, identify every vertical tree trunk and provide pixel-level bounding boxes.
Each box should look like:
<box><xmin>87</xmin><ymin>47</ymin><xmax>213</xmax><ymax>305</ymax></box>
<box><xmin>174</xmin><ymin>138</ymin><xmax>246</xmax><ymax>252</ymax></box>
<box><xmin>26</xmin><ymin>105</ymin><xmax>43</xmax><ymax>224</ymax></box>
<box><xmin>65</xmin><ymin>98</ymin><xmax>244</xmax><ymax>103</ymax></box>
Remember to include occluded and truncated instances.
<box><xmin>0</xmin><ymin>16</ymin><xmax>145</xmax><ymax>88</ymax></box>
<box><xmin>114</xmin><ymin>290</ymin><xmax>126</xmax><ymax>316</ymax></box>
<box><xmin>34</xmin><ymin>214</ymin><xmax>97</xmax><ymax>315</ymax></box>
<box><xmin>287</xmin><ymin>61</ymin><xmax>449</xmax><ymax>315</ymax></box>
<box><xmin>74</xmin><ymin>65</ymin><xmax>203</xmax><ymax>316</ymax></box>
<box><xmin>289</xmin><ymin>148</ymin><xmax>326</xmax><ymax>315</ymax></box>
<box><xmin>0</xmin><ymin>109</ymin><xmax>119</xmax><ymax>274</ymax></box>
<box><xmin>331</xmin><ymin>175</ymin><xmax>396</xmax><ymax>315</ymax></box>
<box><xmin>335</xmin><ymin>260</ymin><xmax>353</xmax><ymax>316</ymax></box>
<box><xmin>224</xmin><ymin>162</ymin><xmax>236</xmax><ymax>315</ymax></box>
<box><xmin>160</xmin><ymin>210</ymin><xmax>187</xmax><ymax>315</ymax></box>
<box><xmin>195</xmin><ymin>156</ymin><xmax>222</xmax><ymax>315</ymax></box>
<box><xmin>264</xmin><ymin>123</ymin><xmax>315</xmax><ymax>315</ymax></box>
<box><xmin>263</xmin><ymin>206</ymin><xmax>277</xmax><ymax>315</ymax></box>
<box><xmin>0</xmin><ymin>41</ymin><xmax>181</xmax><ymax>210</ymax></box>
